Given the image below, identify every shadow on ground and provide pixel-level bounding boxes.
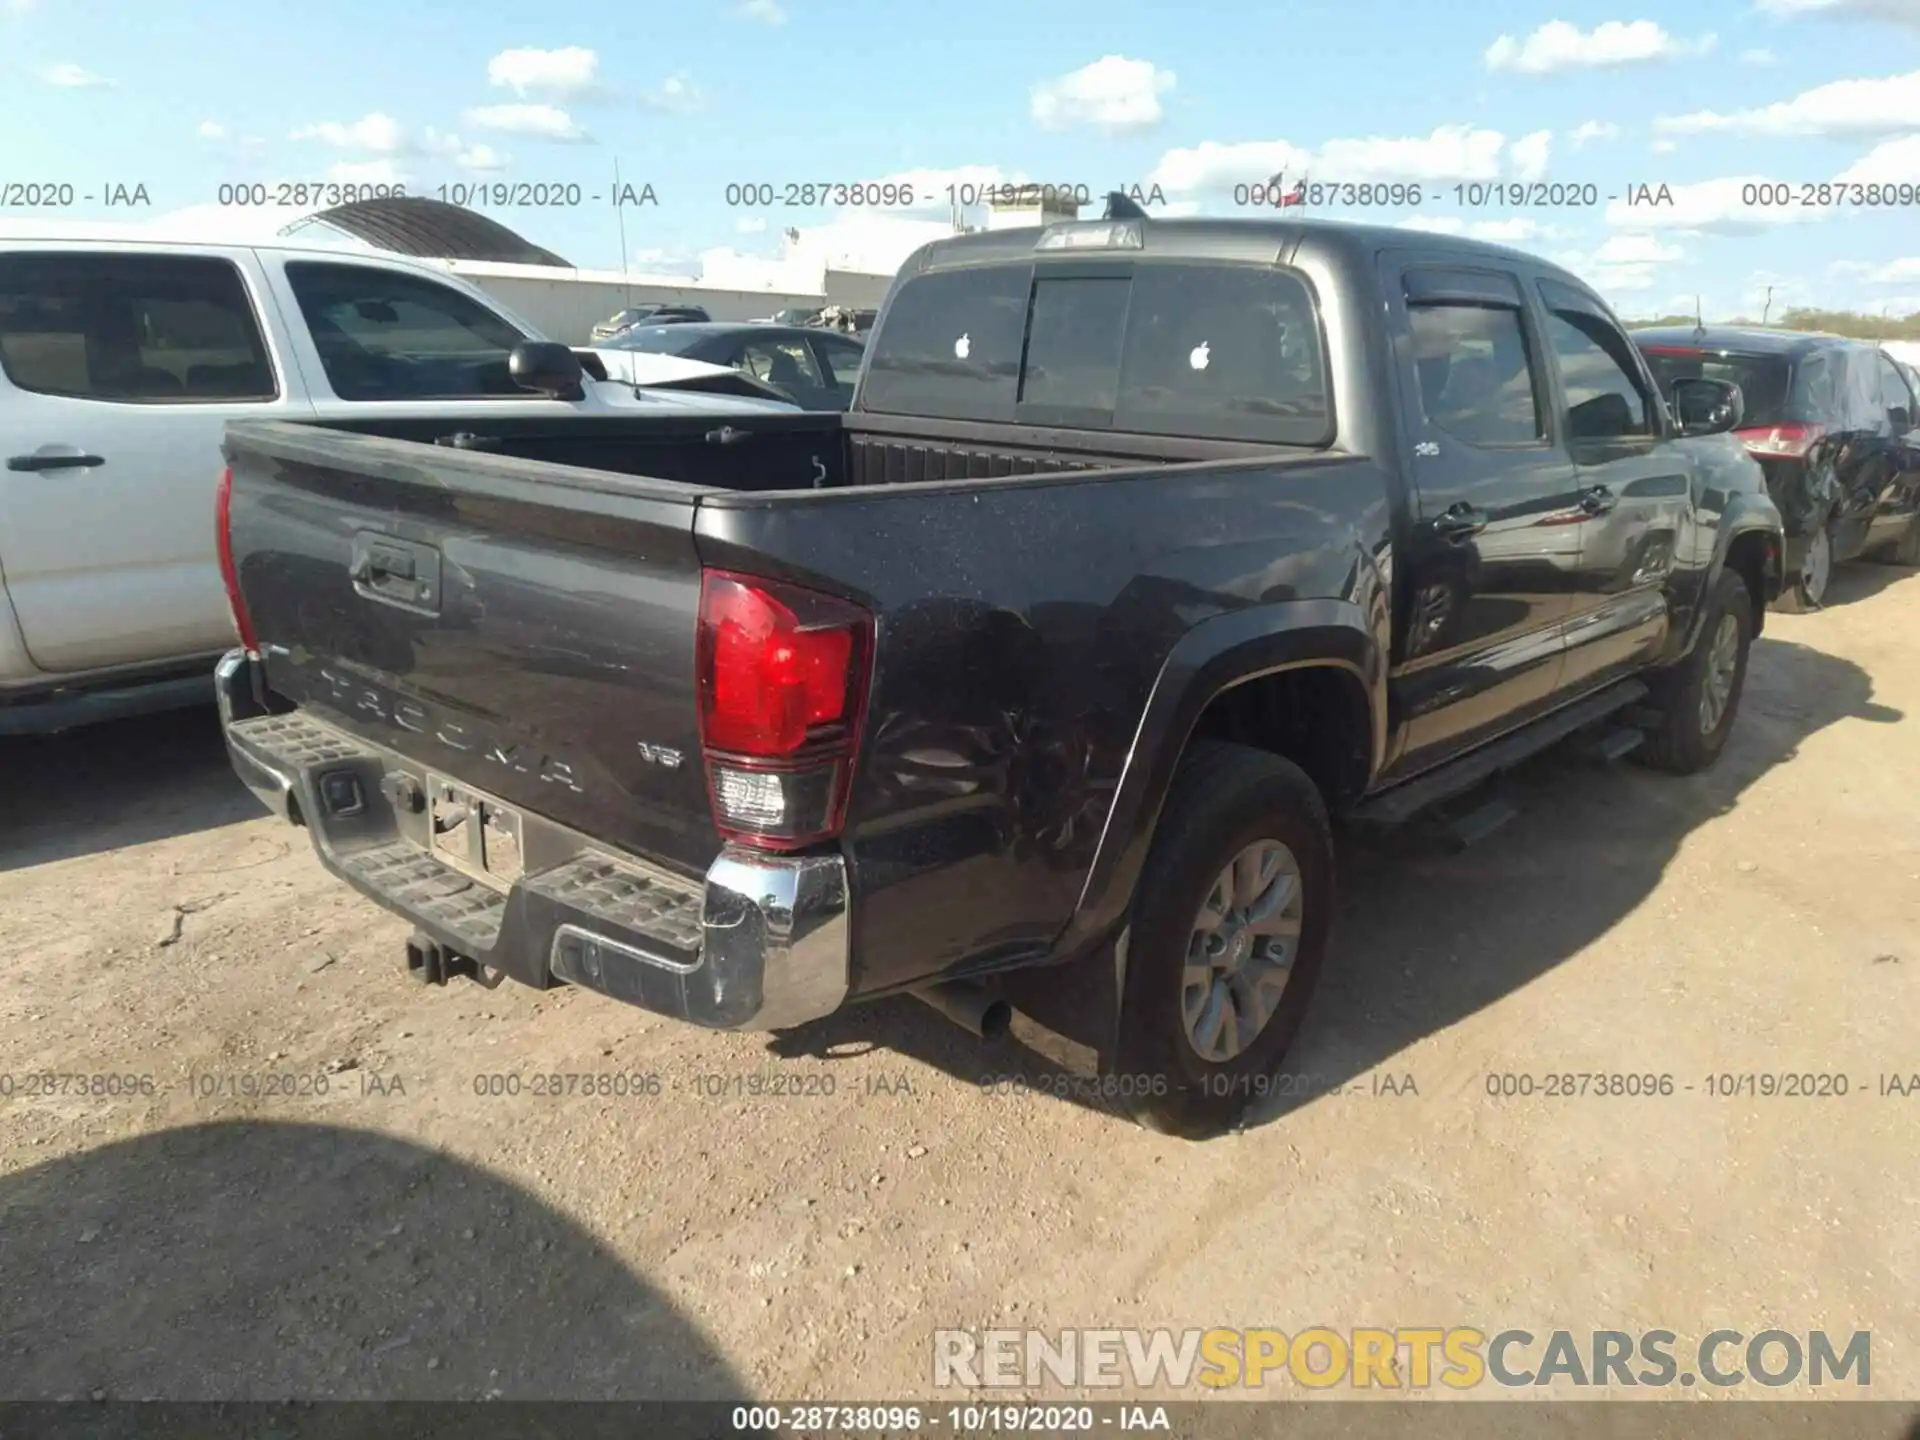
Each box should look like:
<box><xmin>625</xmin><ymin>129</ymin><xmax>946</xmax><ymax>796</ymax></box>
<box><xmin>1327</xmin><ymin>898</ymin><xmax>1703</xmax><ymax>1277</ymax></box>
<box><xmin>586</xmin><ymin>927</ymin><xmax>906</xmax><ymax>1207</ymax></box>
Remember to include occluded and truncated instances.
<box><xmin>1815</xmin><ymin>555</ymin><xmax>1918</xmax><ymax>610</ymax></box>
<box><xmin>770</xmin><ymin>635</ymin><xmax>1900</xmax><ymax>1131</ymax></box>
<box><xmin>0</xmin><ymin>1121</ymin><xmax>740</xmax><ymax>1404</ymax></box>
<box><xmin>0</xmin><ymin>704</ymin><xmax>255</xmax><ymax>873</ymax></box>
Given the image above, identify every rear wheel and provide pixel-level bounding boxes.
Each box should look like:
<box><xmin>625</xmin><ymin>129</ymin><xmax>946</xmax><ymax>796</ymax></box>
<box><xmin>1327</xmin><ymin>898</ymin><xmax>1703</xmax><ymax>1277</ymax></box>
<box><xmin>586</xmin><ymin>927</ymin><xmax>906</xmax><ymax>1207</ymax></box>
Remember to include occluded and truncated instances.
<box><xmin>1104</xmin><ymin>742</ymin><xmax>1335</xmax><ymax>1140</ymax></box>
<box><xmin>1773</xmin><ymin>521</ymin><xmax>1833</xmax><ymax>612</ymax></box>
<box><xmin>1637</xmin><ymin>568</ymin><xmax>1753</xmax><ymax>775</ymax></box>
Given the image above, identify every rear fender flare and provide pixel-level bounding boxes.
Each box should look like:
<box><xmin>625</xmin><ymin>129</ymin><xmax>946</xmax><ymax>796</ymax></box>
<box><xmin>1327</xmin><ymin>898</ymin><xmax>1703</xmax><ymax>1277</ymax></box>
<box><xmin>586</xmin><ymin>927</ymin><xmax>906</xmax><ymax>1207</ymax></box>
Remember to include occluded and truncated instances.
<box><xmin>1055</xmin><ymin>597</ymin><xmax>1385</xmax><ymax>962</ymax></box>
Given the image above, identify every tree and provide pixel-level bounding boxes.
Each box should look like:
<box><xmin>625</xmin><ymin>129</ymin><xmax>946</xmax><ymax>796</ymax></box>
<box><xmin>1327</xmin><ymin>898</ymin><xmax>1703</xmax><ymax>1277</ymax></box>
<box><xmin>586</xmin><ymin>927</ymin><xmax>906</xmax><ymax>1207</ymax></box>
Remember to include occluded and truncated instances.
<box><xmin>1620</xmin><ymin>307</ymin><xmax>1920</xmax><ymax>340</ymax></box>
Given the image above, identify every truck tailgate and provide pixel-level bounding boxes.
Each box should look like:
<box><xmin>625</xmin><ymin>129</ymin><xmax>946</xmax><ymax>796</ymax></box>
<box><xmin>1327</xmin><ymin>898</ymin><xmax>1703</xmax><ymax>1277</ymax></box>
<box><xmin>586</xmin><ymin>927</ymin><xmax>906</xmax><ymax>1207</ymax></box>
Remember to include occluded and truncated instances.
<box><xmin>222</xmin><ymin>420</ymin><xmax>721</xmax><ymax>878</ymax></box>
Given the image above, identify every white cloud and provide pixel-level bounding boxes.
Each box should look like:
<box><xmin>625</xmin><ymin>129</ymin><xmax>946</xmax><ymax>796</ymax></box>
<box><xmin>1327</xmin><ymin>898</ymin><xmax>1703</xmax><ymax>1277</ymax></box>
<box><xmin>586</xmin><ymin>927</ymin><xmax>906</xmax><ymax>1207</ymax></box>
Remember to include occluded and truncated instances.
<box><xmin>1835</xmin><ymin>133</ymin><xmax>1920</xmax><ymax>182</ymax></box>
<box><xmin>738</xmin><ymin>0</ymin><xmax>786</xmax><ymax>22</ymax></box>
<box><xmin>1148</xmin><ymin>140</ymin><xmax>1306</xmax><ymax>192</ymax></box>
<box><xmin>1740</xmin><ymin>48</ymin><xmax>1779</xmax><ymax>64</ymax></box>
<box><xmin>293</xmin><ymin>113</ymin><xmax>409</xmax><ymax>153</ymax></box>
<box><xmin>1509</xmin><ymin>130</ymin><xmax>1552</xmax><ymax>181</ymax></box>
<box><xmin>1396</xmin><ymin>215</ymin><xmax>1547</xmax><ymax>243</ymax></box>
<box><xmin>421</xmin><ymin>129</ymin><xmax>509</xmax><ymax>171</ymax></box>
<box><xmin>1605</xmin><ymin>174</ymin><xmax>1831</xmax><ymax>234</ymax></box>
<box><xmin>1596</xmin><ymin>233</ymin><xmax>1684</xmax><ymax>264</ymax></box>
<box><xmin>736</xmin><ymin>216</ymin><xmax>769</xmax><ymax>234</ymax></box>
<box><xmin>40</xmin><ymin>61</ymin><xmax>114</xmax><ymax>87</ymax></box>
<box><xmin>1151</xmin><ymin>125</ymin><xmax>1512</xmax><ymax>192</ymax></box>
<box><xmin>1651</xmin><ymin>139</ymin><xmax>1678</xmax><ymax>153</ymax></box>
<box><xmin>640</xmin><ymin>73</ymin><xmax>701</xmax><ymax>113</ymax></box>
<box><xmin>1555</xmin><ymin>236</ymin><xmax>1681</xmax><ymax>295</ymax></box>
<box><xmin>6</xmin><ymin>0</ymin><xmax>38</xmax><ymax>14</ymax></box>
<box><xmin>1870</xmin><ymin>257</ymin><xmax>1920</xmax><ymax>283</ymax></box>
<box><xmin>450</xmin><ymin>143</ymin><xmax>509</xmax><ymax>172</ymax></box>
<box><xmin>1485</xmin><ymin>20</ymin><xmax>1716</xmax><ymax>74</ymax></box>
<box><xmin>461</xmin><ymin>103</ymin><xmax>589</xmax><ymax>142</ymax></box>
<box><xmin>1030</xmin><ymin>55</ymin><xmax>1175</xmax><ymax>134</ymax></box>
<box><xmin>1657</xmin><ymin>68</ymin><xmax>1920</xmax><ymax>136</ymax></box>
<box><xmin>197</xmin><ymin>120</ymin><xmax>228</xmax><ymax>141</ymax></box>
<box><xmin>486</xmin><ymin>46</ymin><xmax>601</xmax><ymax>98</ymax></box>
<box><xmin>1757</xmin><ymin>0</ymin><xmax>1920</xmax><ymax>25</ymax></box>
<box><xmin>1570</xmin><ymin>120</ymin><xmax>1621</xmax><ymax>147</ymax></box>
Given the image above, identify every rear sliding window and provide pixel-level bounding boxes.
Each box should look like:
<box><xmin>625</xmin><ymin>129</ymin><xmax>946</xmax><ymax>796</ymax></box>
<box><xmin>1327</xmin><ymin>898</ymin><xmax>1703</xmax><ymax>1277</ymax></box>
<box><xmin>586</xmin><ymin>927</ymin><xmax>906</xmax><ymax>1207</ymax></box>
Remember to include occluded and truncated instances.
<box><xmin>1637</xmin><ymin>345</ymin><xmax>1797</xmax><ymax>428</ymax></box>
<box><xmin>860</xmin><ymin>260</ymin><xmax>1331</xmax><ymax>446</ymax></box>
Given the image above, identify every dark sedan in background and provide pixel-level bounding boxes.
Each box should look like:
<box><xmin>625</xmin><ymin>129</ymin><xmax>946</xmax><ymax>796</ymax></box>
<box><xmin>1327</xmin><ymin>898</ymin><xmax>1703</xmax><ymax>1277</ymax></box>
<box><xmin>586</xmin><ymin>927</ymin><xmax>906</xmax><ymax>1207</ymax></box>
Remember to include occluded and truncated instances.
<box><xmin>589</xmin><ymin>304</ymin><xmax>712</xmax><ymax>342</ymax></box>
<box><xmin>1636</xmin><ymin>326</ymin><xmax>1920</xmax><ymax>608</ymax></box>
<box><xmin>601</xmin><ymin>321</ymin><xmax>867</xmax><ymax>410</ymax></box>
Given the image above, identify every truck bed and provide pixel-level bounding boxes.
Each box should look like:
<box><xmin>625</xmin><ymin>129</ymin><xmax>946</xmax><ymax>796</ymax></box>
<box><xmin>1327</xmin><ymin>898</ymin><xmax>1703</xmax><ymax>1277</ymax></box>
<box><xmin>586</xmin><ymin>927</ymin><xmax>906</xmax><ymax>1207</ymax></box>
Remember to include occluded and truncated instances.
<box><xmin>295</xmin><ymin>408</ymin><xmax>1285</xmax><ymax>493</ymax></box>
<box><xmin>221</xmin><ymin>410</ymin><xmax>1385</xmax><ymax>1008</ymax></box>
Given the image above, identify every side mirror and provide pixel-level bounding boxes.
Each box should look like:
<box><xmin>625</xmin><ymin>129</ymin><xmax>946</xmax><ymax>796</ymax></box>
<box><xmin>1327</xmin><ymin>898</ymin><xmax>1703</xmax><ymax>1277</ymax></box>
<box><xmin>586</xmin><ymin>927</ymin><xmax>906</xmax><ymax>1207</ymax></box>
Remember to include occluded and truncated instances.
<box><xmin>1890</xmin><ymin>405</ymin><xmax>1912</xmax><ymax>431</ymax></box>
<box><xmin>1671</xmin><ymin>377</ymin><xmax>1744</xmax><ymax>437</ymax></box>
<box><xmin>508</xmin><ymin>341</ymin><xmax>586</xmax><ymax>401</ymax></box>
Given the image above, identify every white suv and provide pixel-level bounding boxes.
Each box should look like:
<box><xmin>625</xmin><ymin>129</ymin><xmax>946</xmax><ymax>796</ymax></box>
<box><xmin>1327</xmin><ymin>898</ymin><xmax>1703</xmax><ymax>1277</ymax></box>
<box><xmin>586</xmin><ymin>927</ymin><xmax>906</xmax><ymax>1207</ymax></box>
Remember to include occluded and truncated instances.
<box><xmin>0</xmin><ymin>234</ymin><xmax>787</xmax><ymax>735</ymax></box>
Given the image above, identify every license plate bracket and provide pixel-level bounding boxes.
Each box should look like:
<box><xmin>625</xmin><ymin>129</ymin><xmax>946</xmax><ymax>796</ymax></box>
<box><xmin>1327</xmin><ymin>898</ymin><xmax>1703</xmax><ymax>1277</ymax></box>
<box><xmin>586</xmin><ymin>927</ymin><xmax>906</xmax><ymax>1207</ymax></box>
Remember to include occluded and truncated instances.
<box><xmin>427</xmin><ymin>776</ymin><xmax>524</xmax><ymax>887</ymax></box>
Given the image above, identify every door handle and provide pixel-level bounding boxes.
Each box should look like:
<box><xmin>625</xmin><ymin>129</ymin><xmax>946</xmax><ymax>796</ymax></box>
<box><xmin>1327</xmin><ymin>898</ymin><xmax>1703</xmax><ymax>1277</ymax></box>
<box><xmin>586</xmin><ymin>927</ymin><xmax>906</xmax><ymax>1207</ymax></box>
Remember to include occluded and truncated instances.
<box><xmin>1432</xmin><ymin>504</ymin><xmax>1488</xmax><ymax>542</ymax></box>
<box><xmin>1579</xmin><ymin>485</ymin><xmax>1617</xmax><ymax>515</ymax></box>
<box><xmin>8</xmin><ymin>445</ymin><xmax>105</xmax><ymax>472</ymax></box>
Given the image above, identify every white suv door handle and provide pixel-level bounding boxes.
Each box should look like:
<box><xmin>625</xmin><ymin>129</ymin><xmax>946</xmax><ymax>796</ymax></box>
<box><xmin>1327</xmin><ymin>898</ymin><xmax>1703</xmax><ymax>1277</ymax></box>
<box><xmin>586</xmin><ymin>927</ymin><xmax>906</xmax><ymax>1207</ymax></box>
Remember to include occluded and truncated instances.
<box><xmin>8</xmin><ymin>444</ymin><xmax>106</xmax><ymax>473</ymax></box>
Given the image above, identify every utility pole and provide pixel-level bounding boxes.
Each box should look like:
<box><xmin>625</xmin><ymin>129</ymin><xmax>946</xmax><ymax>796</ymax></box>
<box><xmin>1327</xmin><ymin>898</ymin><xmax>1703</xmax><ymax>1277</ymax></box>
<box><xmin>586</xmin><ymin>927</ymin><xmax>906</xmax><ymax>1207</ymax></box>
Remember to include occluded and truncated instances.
<box><xmin>1762</xmin><ymin>286</ymin><xmax>1774</xmax><ymax>325</ymax></box>
<box><xmin>614</xmin><ymin>157</ymin><xmax>633</xmax><ymax>304</ymax></box>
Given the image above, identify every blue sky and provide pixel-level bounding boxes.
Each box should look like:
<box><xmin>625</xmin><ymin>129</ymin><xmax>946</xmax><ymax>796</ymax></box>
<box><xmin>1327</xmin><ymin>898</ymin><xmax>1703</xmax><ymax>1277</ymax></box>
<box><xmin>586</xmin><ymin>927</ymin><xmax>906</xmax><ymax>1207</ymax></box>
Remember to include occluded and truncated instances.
<box><xmin>5</xmin><ymin>0</ymin><xmax>1920</xmax><ymax>318</ymax></box>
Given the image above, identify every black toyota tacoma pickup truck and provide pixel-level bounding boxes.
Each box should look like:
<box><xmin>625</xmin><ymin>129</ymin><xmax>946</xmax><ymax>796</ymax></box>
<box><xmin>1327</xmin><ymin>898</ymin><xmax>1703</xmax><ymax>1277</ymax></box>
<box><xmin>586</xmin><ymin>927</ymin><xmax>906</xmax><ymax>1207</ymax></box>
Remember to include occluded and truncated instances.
<box><xmin>215</xmin><ymin>214</ymin><xmax>1785</xmax><ymax>1138</ymax></box>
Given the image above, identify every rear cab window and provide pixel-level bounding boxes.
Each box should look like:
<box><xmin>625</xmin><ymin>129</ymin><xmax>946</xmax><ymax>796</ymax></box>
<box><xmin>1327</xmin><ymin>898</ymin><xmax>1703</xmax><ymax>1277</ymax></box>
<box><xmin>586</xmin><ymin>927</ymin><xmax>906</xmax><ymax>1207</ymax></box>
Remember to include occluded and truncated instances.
<box><xmin>0</xmin><ymin>252</ymin><xmax>276</xmax><ymax>403</ymax></box>
<box><xmin>1638</xmin><ymin>344</ymin><xmax>1801</xmax><ymax>428</ymax></box>
<box><xmin>859</xmin><ymin>259</ymin><xmax>1332</xmax><ymax>445</ymax></box>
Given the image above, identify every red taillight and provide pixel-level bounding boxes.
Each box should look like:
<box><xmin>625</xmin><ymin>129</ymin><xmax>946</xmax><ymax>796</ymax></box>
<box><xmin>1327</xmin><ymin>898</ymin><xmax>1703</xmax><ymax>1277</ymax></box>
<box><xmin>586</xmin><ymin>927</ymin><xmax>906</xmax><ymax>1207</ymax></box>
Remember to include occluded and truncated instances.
<box><xmin>696</xmin><ymin>570</ymin><xmax>872</xmax><ymax>850</ymax></box>
<box><xmin>214</xmin><ymin>466</ymin><xmax>260</xmax><ymax>653</ymax></box>
<box><xmin>1640</xmin><ymin>345</ymin><xmax>1705</xmax><ymax>356</ymax></box>
<box><xmin>1736</xmin><ymin>422</ymin><xmax>1826</xmax><ymax>459</ymax></box>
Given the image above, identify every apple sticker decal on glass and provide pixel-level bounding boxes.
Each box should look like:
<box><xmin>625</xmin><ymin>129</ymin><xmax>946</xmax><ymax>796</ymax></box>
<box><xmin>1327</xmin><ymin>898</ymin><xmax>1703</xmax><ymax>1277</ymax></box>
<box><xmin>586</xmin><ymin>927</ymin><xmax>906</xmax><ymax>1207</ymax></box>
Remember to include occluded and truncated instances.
<box><xmin>954</xmin><ymin>333</ymin><xmax>971</xmax><ymax>360</ymax></box>
<box><xmin>1189</xmin><ymin>341</ymin><xmax>1210</xmax><ymax>371</ymax></box>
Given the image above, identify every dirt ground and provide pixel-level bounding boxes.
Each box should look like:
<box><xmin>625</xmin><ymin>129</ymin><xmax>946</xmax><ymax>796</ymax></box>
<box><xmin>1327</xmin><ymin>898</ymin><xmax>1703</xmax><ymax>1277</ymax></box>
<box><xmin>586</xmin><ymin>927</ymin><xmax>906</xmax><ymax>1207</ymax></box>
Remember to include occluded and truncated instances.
<box><xmin>1</xmin><ymin>564</ymin><xmax>1916</xmax><ymax>1407</ymax></box>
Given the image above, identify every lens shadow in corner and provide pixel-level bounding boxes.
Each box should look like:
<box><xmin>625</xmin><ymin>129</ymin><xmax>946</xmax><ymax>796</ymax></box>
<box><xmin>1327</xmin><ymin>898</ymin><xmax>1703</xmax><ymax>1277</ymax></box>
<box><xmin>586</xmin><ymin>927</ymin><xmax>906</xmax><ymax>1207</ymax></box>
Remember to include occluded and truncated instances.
<box><xmin>0</xmin><ymin>1120</ymin><xmax>742</xmax><ymax>1419</ymax></box>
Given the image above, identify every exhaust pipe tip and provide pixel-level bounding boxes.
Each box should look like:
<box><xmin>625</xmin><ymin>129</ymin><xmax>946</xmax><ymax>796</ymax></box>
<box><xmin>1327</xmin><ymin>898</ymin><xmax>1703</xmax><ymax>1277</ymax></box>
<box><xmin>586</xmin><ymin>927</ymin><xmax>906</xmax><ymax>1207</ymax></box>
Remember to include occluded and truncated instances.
<box><xmin>977</xmin><ymin>998</ymin><xmax>1013</xmax><ymax>1041</ymax></box>
<box><xmin>912</xmin><ymin>980</ymin><xmax>1013</xmax><ymax>1041</ymax></box>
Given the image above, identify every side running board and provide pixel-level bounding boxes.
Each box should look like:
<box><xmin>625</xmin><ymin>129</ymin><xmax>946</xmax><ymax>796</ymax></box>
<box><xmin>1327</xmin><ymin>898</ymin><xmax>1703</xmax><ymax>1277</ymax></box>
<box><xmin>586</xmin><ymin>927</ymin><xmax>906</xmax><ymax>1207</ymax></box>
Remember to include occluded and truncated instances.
<box><xmin>1352</xmin><ymin>678</ymin><xmax>1650</xmax><ymax>828</ymax></box>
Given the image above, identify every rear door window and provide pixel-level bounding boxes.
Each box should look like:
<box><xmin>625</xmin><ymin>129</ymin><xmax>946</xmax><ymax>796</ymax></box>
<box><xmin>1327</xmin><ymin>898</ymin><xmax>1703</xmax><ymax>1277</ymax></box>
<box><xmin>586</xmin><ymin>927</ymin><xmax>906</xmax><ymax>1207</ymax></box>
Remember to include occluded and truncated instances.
<box><xmin>810</xmin><ymin>334</ymin><xmax>866</xmax><ymax>402</ymax></box>
<box><xmin>0</xmin><ymin>252</ymin><xmax>275</xmax><ymax>403</ymax></box>
<box><xmin>1876</xmin><ymin>351</ymin><xmax>1916</xmax><ymax>424</ymax></box>
<box><xmin>1406</xmin><ymin>302</ymin><xmax>1543</xmax><ymax>446</ymax></box>
<box><xmin>736</xmin><ymin>336</ymin><xmax>823</xmax><ymax>392</ymax></box>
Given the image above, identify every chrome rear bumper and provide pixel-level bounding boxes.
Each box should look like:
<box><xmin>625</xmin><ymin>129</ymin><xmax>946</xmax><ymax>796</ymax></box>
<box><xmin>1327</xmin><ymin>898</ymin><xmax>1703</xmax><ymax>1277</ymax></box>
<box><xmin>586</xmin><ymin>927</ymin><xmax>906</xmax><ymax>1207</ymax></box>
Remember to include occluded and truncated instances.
<box><xmin>215</xmin><ymin>649</ymin><xmax>849</xmax><ymax>1030</ymax></box>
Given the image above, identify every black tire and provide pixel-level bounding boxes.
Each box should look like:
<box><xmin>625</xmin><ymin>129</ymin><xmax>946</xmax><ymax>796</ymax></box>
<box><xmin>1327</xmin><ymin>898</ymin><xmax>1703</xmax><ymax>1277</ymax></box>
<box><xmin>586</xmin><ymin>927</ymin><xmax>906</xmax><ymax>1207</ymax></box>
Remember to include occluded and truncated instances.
<box><xmin>1637</xmin><ymin>568</ymin><xmax>1754</xmax><ymax>775</ymax></box>
<box><xmin>1772</xmin><ymin>517</ymin><xmax>1833</xmax><ymax>613</ymax></box>
<box><xmin>1104</xmin><ymin>742</ymin><xmax>1336</xmax><ymax>1140</ymax></box>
